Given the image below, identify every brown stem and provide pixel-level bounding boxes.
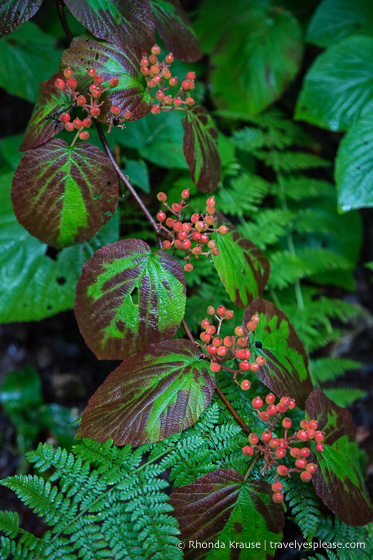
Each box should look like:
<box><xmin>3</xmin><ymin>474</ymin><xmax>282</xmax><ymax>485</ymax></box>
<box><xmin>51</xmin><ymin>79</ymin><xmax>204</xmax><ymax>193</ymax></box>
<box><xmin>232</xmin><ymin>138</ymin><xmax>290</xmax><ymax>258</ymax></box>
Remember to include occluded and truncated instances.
<box><xmin>215</xmin><ymin>385</ymin><xmax>251</xmax><ymax>434</ymax></box>
<box><xmin>57</xmin><ymin>0</ymin><xmax>73</xmax><ymax>43</ymax></box>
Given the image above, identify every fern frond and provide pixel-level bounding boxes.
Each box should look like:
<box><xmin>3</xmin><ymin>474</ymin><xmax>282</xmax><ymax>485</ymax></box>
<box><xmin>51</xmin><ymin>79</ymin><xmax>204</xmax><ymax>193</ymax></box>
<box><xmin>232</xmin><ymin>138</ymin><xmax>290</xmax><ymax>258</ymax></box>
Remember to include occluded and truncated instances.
<box><xmin>310</xmin><ymin>358</ymin><xmax>362</xmax><ymax>384</ymax></box>
<box><xmin>286</xmin><ymin>483</ymin><xmax>321</xmax><ymax>541</ymax></box>
<box><xmin>254</xmin><ymin>150</ymin><xmax>330</xmax><ymax>172</ymax></box>
<box><xmin>278</xmin><ymin>176</ymin><xmax>333</xmax><ymax>200</ymax></box>
<box><xmin>324</xmin><ymin>388</ymin><xmax>368</xmax><ymax>407</ymax></box>
<box><xmin>239</xmin><ymin>209</ymin><xmax>294</xmax><ymax>250</ymax></box>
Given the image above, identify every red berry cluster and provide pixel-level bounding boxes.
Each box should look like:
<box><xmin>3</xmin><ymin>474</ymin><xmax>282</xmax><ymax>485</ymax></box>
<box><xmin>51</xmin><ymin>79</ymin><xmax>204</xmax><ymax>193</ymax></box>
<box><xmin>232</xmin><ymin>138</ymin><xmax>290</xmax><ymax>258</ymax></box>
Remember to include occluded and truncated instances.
<box><xmin>157</xmin><ymin>190</ymin><xmax>228</xmax><ymax>271</ymax></box>
<box><xmin>55</xmin><ymin>67</ymin><xmax>131</xmax><ymax>140</ymax></box>
<box><xmin>141</xmin><ymin>45</ymin><xmax>196</xmax><ymax>114</ymax></box>
<box><xmin>242</xmin><ymin>394</ymin><xmax>325</xmax><ymax>503</ymax></box>
<box><xmin>196</xmin><ymin>307</ymin><xmax>265</xmax><ymax>383</ymax></box>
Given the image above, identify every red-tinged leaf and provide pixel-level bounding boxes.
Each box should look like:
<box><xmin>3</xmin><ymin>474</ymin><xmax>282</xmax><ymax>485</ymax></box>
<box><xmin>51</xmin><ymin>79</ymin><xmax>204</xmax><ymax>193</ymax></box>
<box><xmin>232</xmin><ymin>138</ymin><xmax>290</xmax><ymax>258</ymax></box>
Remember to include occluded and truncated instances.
<box><xmin>76</xmin><ymin>340</ymin><xmax>214</xmax><ymax>445</ymax></box>
<box><xmin>170</xmin><ymin>470</ymin><xmax>284</xmax><ymax>559</ymax></box>
<box><xmin>0</xmin><ymin>0</ymin><xmax>43</xmax><ymax>38</ymax></box>
<box><xmin>60</xmin><ymin>35</ymin><xmax>153</xmax><ymax>122</ymax></box>
<box><xmin>74</xmin><ymin>239</ymin><xmax>186</xmax><ymax>359</ymax></box>
<box><xmin>63</xmin><ymin>0</ymin><xmax>155</xmax><ymax>50</ymax></box>
<box><xmin>149</xmin><ymin>0</ymin><xmax>202</xmax><ymax>62</ymax></box>
<box><xmin>242</xmin><ymin>299</ymin><xmax>313</xmax><ymax>408</ymax></box>
<box><xmin>19</xmin><ymin>73</ymin><xmax>70</xmax><ymax>152</ymax></box>
<box><xmin>183</xmin><ymin>106</ymin><xmax>221</xmax><ymax>193</ymax></box>
<box><xmin>11</xmin><ymin>139</ymin><xmax>118</xmax><ymax>249</ymax></box>
<box><xmin>212</xmin><ymin>214</ymin><xmax>270</xmax><ymax>308</ymax></box>
<box><xmin>306</xmin><ymin>389</ymin><xmax>373</xmax><ymax>526</ymax></box>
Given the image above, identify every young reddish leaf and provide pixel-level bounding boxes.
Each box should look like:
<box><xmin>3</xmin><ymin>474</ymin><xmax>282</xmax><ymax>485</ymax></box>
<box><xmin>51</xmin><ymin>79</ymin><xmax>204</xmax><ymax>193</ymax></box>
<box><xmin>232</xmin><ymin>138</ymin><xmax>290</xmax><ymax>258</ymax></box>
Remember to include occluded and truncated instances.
<box><xmin>63</xmin><ymin>0</ymin><xmax>155</xmax><ymax>50</ymax></box>
<box><xmin>243</xmin><ymin>299</ymin><xmax>313</xmax><ymax>409</ymax></box>
<box><xmin>183</xmin><ymin>106</ymin><xmax>221</xmax><ymax>193</ymax></box>
<box><xmin>19</xmin><ymin>73</ymin><xmax>70</xmax><ymax>152</ymax></box>
<box><xmin>212</xmin><ymin>215</ymin><xmax>270</xmax><ymax>308</ymax></box>
<box><xmin>0</xmin><ymin>0</ymin><xmax>43</xmax><ymax>38</ymax></box>
<box><xmin>76</xmin><ymin>340</ymin><xmax>214</xmax><ymax>445</ymax></box>
<box><xmin>170</xmin><ymin>469</ymin><xmax>284</xmax><ymax>558</ymax></box>
<box><xmin>12</xmin><ymin>139</ymin><xmax>118</xmax><ymax>249</ymax></box>
<box><xmin>60</xmin><ymin>35</ymin><xmax>153</xmax><ymax>122</ymax></box>
<box><xmin>74</xmin><ymin>239</ymin><xmax>186</xmax><ymax>360</ymax></box>
<box><xmin>306</xmin><ymin>389</ymin><xmax>373</xmax><ymax>526</ymax></box>
<box><xmin>149</xmin><ymin>0</ymin><xmax>202</xmax><ymax>62</ymax></box>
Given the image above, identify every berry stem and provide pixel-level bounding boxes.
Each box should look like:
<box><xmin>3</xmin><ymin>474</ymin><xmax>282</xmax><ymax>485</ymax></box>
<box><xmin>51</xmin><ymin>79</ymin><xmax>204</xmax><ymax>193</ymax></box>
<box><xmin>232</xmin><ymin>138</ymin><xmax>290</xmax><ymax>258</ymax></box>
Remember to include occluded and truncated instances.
<box><xmin>57</xmin><ymin>0</ymin><xmax>73</xmax><ymax>42</ymax></box>
<box><xmin>243</xmin><ymin>450</ymin><xmax>260</xmax><ymax>482</ymax></box>
<box><xmin>70</xmin><ymin>129</ymin><xmax>81</xmax><ymax>148</ymax></box>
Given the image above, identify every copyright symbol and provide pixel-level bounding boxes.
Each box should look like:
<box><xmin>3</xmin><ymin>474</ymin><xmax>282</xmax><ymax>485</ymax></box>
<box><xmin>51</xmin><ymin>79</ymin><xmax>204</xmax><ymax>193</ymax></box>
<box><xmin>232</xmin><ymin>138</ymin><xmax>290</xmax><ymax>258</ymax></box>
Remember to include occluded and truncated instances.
<box><xmin>177</xmin><ymin>542</ymin><xmax>185</xmax><ymax>549</ymax></box>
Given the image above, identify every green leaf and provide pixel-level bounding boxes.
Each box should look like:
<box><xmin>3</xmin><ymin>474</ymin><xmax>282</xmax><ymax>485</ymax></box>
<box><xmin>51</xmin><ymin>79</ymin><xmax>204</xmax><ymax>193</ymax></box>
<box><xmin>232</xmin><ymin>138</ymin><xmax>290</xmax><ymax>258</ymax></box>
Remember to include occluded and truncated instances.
<box><xmin>60</xmin><ymin>34</ymin><xmax>153</xmax><ymax>122</ymax></box>
<box><xmin>170</xmin><ymin>469</ymin><xmax>284</xmax><ymax>559</ymax></box>
<box><xmin>295</xmin><ymin>35</ymin><xmax>373</xmax><ymax>131</ymax></box>
<box><xmin>196</xmin><ymin>0</ymin><xmax>303</xmax><ymax>114</ymax></box>
<box><xmin>183</xmin><ymin>106</ymin><xmax>221</xmax><ymax>193</ymax></box>
<box><xmin>0</xmin><ymin>367</ymin><xmax>43</xmax><ymax>414</ymax></box>
<box><xmin>306</xmin><ymin>389</ymin><xmax>373</xmax><ymax>525</ymax></box>
<box><xmin>335</xmin><ymin>113</ymin><xmax>373</xmax><ymax>211</ymax></box>
<box><xmin>0</xmin><ymin>134</ymin><xmax>23</xmax><ymax>169</ymax></box>
<box><xmin>212</xmin><ymin>216</ymin><xmax>270</xmax><ymax>309</ymax></box>
<box><xmin>0</xmin><ymin>22</ymin><xmax>62</xmax><ymax>102</ymax></box>
<box><xmin>63</xmin><ymin>0</ymin><xmax>155</xmax><ymax>50</ymax></box>
<box><xmin>0</xmin><ymin>0</ymin><xmax>43</xmax><ymax>38</ymax></box>
<box><xmin>123</xmin><ymin>159</ymin><xmax>150</xmax><ymax>192</ymax></box>
<box><xmin>0</xmin><ymin>171</ymin><xmax>119</xmax><ymax>322</ymax></box>
<box><xmin>149</xmin><ymin>0</ymin><xmax>202</xmax><ymax>62</ymax></box>
<box><xmin>12</xmin><ymin>139</ymin><xmax>119</xmax><ymax>249</ymax></box>
<box><xmin>307</xmin><ymin>0</ymin><xmax>373</xmax><ymax>47</ymax></box>
<box><xmin>74</xmin><ymin>238</ymin><xmax>186</xmax><ymax>359</ymax></box>
<box><xmin>243</xmin><ymin>299</ymin><xmax>313</xmax><ymax>408</ymax></box>
<box><xmin>77</xmin><ymin>340</ymin><xmax>215</xmax><ymax>445</ymax></box>
<box><xmin>323</xmin><ymin>388</ymin><xmax>367</xmax><ymax>407</ymax></box>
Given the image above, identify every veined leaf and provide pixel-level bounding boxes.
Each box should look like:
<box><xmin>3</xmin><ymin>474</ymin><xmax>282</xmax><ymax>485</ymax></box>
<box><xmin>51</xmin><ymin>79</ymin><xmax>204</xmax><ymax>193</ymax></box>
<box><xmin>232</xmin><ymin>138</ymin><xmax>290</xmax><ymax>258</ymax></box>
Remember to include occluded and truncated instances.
<box><xmin>60</xmin><ymin>35</ymin><xmax>153</xmax><ymax>122</ymax></box>
<box><xmin>212</xmin><ymin>215</ymin><xmax>270</xmax><ymax>309</ymax></box>
<box><xmin>0</xmin><ymin>0</ymin><xmax>43</xmax><ymax>38</ymax></box>
<box><xmin>242</xmin><ymin>299</ymin><xmax>313</xmax><ymax>408</ymax></box>
<box><xmin>12</xmin><ymin>139</ymin><xmax>118</xmax><ymax>249</ymax></box>
<box><xmin>306</xmin><ymin>390</ymin><xmax>373</xmax><ymax>526</ymax></box>
<box><xmin>183</xmin><ymin>105</ymin><xmax>221</xmax><ymax>193</ymax></box>
<box><xmin>77</xmin><ymin>340</ymin><xmax>214</xmax><ymax>445</ymax></box>
<box><xmin>170</xmin><ymin>469</ymin><xmax>284</xmax><ymax>559</ymax></box>
<box><xmin>149</xmin><ymin>0</ymin><xmax>202</xmax><ymax>62</ymax></box>
<box><xmin>63</xmin><ymin>0</ymin><xmax>155</xmax><ymax>50</ymax></box>
<box><xmin>74</xmin><ymin>239</ymin><xmax>186</xmax><ymax>359</ymax></box>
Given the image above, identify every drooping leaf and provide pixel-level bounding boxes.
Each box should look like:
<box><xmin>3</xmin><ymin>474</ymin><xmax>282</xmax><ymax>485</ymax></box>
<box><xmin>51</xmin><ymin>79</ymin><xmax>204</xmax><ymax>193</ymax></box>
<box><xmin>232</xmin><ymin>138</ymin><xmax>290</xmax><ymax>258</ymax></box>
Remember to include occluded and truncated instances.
<box><xmin>63</xmin><ymin>0</ymin><xmax>155</xmax><ymax>50</ymax></box>
<box><xmin>0</xmin><ymin>22</ymin><xmax>62</xmax><ymax>102</ymax></box>
<box><xmin>212</xmin><ymin>215</ymin><xmax>270</xmax><ymax>309</ymax></box>
<box><xmin>0</xmin><ymin>0</ymin><xmax>43</xmax><ymax>37</ymax></box>
<box><xmin>170</xmin><ymin>469</ymin><xmax>284</xmax><ymax>559</ymax></box>
<box><xmin>60</xmin><ymin>34</ymin><xmax>153</xmax><ymax>122</ymax></box>
<box><xmin>306</xmin><ymin>389</ymin><xmax>373</xmax><ymax>526</ymax></box>
<box><xmin>335</xmin><ymin>112</ymin><xmax>373</xmax><ymax>211</ymax></box>
<box><xmin>74</xmin><ymin>239</ymin><xmax>186</xmax><ymax>360</ymax></box>
<box><xmin>307</xmin><ymin>0</ymin><xmax>373</xmax><ymax>47</ymax></box>
<box><xmin>19</xmin><ymin>73</ymin><xmax>70</xmax><ymax>152</ymax></box>
<box><xmin>195</xmin><ymin>0</ymin><xmax>303</xmax><ymax>115</ymax></box>
<box><xmin>242</xmin><ymin>299</ymin><xmax>313</xmax><ymax>408</ymax></box>
<box><xmin>295</xmin><ymin>35</ymin><xmax>373</xmax><ymax>131</ymax></box>
<box><xmin>12</xmin><ymin>139</ymin><xmax>118</xmax><ymax>249</ymax></box>
<box><xmin>149</xmin><ymin>0</ymin><xmax>202</xmax><ymax>62</ymax></box>
<box><xmin>183</xmin><ymin>106</ymin><xmax>221</xmax><ymax>193</ymax></box>
<box><xmin>77</xmin><ymin>340</ymin><xmax>214</xmax><ymax>445</ymax></box>
<box><xmin>0</xmin><ymin>171</ymin><xmax>119</xmax><ymax>322</ymax></box>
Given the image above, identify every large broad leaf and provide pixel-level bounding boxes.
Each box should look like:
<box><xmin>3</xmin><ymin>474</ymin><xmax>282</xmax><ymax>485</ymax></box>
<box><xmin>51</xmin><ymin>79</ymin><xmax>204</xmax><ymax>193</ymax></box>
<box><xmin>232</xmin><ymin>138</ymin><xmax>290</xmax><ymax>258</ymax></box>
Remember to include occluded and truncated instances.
<box><xmin>0</xmin><ymin>172</ymin><xmax>119</xmax><ymax>322</ymax></box>
<box><xmin>74</xmin><ymin>239</ymin><xmax>186</xmax><ymax>360</ymax></box>
<box><xmin>335</xmin><ymin>113</ymin><xmax>373</xmax><ymax>211</ymax></box>
<box><xmin>63</xmin><ymin>0</ymin><xmax>155</xmax><ymax>50</ymax></box>
<box><xmin>76</xmin><ymin>340</ymin><xmax>214</xmax><ymax>445</ymax></box>
<box><xmin>211</xmin><ymin>215</ymin><xmax>270</xmax><ymax>309</ymax></box>
<box><xmin>170</xmin><ymin>469</ymin><xmax>284</xmax><ymax>559</ymax></box>
<box><xmin>306</xmin><ymin>390</ymin><xmax>373</xmax><ymax>526</ymax></box>
<box><xmin>0</xmin><ymin>22</ymin><xmax>62</xmax><ymax>102</ymax></box>
<box><xmin>307</xmin><ymin>0</ymin><xmax>373</xmax><ymax>47</ymax></box>
<box><xmin>183</xmin><ymin>106</ymin><xmax>221</xmax><ymax>193</ymax></box>
<box><xmin>12</xmin><ymin>139</ymin><xmax>118</xmax><ymax>249</ymax></box>
<box><xmin>19</xmin><ymin>73</ymin><xmax>70</xmax><ymax>152</ymax></box>
<box><xmin>0</xmin><ymin>0</ymin><xmax>43</xmax><ymax>38</ymax></box>
<box><xmin>242</xmin><ymin>299</ymin><xmax>313</xmax><ymax>408</ymax></box>
<box><xmin>195</xmin><ymin>0</ymin><xmax>303</xmax><ymax>115</ymax></box>
<box><xmin>149</xmin><ymin>0</ymin><xmax>202</xmax><ymax>62</ymax></box>
<box><xmin>295</xmin><ymin>35</ymin><xmax>373</xmax><ymax>132</ymax></box>
<box><xmin>60</xmin><ymin>35</ymin><xmax>153</xmax><ymax>122</ymax></box>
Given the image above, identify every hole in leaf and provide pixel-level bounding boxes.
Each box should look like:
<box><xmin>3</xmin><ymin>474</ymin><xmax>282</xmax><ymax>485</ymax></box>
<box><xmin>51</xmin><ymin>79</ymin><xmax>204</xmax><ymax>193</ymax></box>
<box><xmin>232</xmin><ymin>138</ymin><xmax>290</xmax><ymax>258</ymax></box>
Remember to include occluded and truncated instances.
<box><xmin>46</xmin><ymin>246</ymin><xmax>60</xmax><ymax>261</ymax></box>
<box><xmin>131</xmin><ymin>287</ymin><xmax>139</xmax><ymax>305</ymax></box>
<box><xmin>56</xmin><ymin>277</ymin><xmax>66</xmax><ymax>285</ymax></box>
<box><xmin>92</xmin><ymin>193</ymin><xmax>102</xmax><ymax>200</ymax></box>
<box><xmin>47</xmin><ymin>305</ymin><xmax>52</xmax><ymax>310</ymax></box>
<box><xmin>94</xmin><ymin>54</ymin><xmax>99</xmax><ymax>60</ymax></box>
<box><xmin>107</xmin><ymin>181</ymin><xmax>111</xmax><ymax>185</ymax></box>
